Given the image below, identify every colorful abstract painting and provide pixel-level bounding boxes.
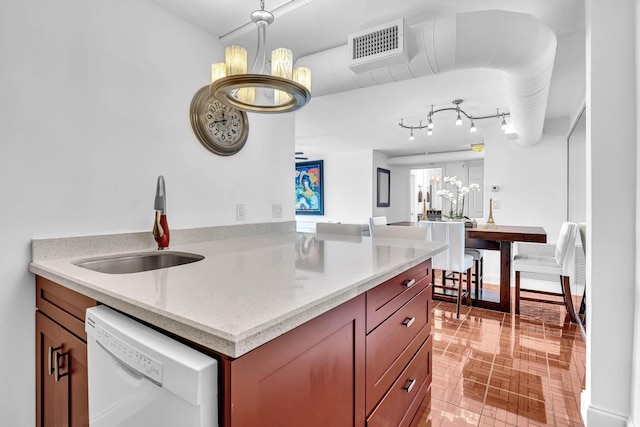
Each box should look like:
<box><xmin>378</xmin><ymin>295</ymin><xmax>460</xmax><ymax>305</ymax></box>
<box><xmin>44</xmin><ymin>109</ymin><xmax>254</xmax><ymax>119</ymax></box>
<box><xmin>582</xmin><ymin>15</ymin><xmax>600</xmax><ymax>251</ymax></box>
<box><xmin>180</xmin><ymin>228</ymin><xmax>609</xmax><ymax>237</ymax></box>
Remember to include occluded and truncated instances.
<box><xmin>295</xmin><ymin>160</ymin><xmax>324</xmax><ymax>215</ymax></box>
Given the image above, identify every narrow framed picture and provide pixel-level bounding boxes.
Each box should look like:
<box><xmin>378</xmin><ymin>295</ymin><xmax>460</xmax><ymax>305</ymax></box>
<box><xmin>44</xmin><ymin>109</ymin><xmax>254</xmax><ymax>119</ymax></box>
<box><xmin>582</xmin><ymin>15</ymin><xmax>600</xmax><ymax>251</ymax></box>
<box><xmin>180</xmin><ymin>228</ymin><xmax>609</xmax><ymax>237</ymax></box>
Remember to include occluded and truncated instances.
<box><xmin>377</xmin><ymin>167</ymin><xmax>390</xmax><ymax>207</ymax></box>
<box><xmin>295</xmin><ymin>160</ymin><xmax>324</xmax><ymax>215</ymax></box>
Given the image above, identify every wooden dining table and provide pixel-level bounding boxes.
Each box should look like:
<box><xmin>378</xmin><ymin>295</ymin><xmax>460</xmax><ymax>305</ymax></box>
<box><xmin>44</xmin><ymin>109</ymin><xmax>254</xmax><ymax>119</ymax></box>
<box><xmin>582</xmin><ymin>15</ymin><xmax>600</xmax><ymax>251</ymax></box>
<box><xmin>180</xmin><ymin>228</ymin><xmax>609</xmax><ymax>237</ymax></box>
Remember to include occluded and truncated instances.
<box><xmin>389</xmin><ymin>222</ymin><xmax>547</xmax><ymax>313</ymax></box>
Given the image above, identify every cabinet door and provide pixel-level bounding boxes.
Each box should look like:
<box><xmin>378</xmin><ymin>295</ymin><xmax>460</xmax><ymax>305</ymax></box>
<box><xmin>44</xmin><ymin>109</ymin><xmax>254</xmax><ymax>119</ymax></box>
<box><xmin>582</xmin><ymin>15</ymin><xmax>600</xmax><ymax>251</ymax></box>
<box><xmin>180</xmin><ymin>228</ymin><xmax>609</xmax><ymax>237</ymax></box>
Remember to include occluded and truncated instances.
<box><xmin>225</xmin><ymin>294</ymin><xmax>365</xmax><ymax>427</ymax></box>
<box><xmin>36</xmin><ymin>312</ymin><xmax>89</xmax><ymax>427</ymax></box>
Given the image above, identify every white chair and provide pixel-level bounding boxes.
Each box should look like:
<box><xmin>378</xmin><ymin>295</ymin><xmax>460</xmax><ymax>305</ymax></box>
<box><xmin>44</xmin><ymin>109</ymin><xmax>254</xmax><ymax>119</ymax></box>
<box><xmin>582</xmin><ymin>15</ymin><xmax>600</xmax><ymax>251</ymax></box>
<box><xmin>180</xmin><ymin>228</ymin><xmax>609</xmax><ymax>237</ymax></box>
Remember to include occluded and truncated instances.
<box><xmin>372</xmin><ymin>224</ymin><xmax>428</xmax><ymax>240</ymax></box>
<box><xmin>513</xmin><ymin>222</ymin><xmax>579</xmax><ymax>323</ymax></box>
<box><xmin>578</xmin><ymin>222</ymin><xmax>587</xmax><ymax>316</ymax></box>
<box><xmin>315</xmin><ymin>222</ymin><xmax>363</xmax><ymax>236</ymax></box>
<box><xmin>421</xmin><ymin>221</ymin><xmax>473</xmax><ymax>318</ymax></box>
<box><xmin>368</xmin><ymin>216</ymin><xmax>388</xmax><ymax>236</ymax></box>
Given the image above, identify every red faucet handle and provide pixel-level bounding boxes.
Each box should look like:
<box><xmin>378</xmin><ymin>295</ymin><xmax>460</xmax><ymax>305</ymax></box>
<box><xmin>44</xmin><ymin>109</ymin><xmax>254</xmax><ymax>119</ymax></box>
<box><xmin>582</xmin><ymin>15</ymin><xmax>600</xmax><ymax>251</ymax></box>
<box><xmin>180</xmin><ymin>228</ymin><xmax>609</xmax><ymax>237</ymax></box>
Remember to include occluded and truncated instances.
<box><xmin>154</xmin><ymin>214</ymin><xmax>170</xmax><ymax>249</ymax></box>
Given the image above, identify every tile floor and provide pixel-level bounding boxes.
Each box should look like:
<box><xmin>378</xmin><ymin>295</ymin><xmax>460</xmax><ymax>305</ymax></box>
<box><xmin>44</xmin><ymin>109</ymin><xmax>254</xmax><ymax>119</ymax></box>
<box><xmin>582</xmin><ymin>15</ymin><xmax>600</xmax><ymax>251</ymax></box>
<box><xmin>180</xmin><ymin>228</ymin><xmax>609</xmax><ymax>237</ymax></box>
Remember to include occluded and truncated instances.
<box><xmin>415</xmin><ymin>294</ymin><xmax>586</xmax><ymax>427</ymax></box>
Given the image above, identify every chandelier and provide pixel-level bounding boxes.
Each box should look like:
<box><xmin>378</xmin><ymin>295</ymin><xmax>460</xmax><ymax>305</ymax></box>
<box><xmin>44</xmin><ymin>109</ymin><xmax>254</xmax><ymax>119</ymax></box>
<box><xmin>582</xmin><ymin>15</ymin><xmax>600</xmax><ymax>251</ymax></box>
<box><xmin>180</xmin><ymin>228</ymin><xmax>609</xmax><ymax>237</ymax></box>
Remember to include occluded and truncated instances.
<box><xmin>210</xmin><ymin>0</ymin><xmax>312</xmax><ymax>114</ymax></box>
<box><xmin>399</xmin><ymin>99</ymin><xmax>511</xmax><ymax>140</ymax></box>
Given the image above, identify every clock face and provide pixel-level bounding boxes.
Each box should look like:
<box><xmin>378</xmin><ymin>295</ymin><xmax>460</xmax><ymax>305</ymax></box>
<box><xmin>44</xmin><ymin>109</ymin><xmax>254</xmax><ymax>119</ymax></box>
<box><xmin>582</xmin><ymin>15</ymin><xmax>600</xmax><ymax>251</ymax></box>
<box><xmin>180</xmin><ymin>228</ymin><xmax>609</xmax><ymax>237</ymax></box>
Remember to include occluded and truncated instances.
<box><xmin>190</xmin><ymin>86</ymin><xmax>249</xmax><ymax>156</ymax></box>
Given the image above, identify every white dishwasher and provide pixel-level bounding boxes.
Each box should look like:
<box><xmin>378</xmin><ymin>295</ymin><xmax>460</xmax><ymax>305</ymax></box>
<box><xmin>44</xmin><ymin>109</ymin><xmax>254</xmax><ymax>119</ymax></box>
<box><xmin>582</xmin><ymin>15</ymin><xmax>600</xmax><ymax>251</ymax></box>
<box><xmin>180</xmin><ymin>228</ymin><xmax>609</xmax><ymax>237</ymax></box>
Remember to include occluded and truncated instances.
<box><xmin>85</xmin><ymin>305</ymin><xmax>218</xmax><ymax>427</ymax></box>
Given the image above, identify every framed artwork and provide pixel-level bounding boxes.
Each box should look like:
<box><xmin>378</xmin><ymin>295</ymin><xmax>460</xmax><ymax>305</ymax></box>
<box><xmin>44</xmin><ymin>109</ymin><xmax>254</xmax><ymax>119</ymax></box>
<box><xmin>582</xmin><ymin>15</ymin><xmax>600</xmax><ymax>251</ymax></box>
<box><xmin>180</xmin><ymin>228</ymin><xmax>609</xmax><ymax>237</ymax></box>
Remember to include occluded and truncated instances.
<box><xmin>295</xmin><ymin>160</ymin><xmax>324</xmax><ymax>215</ymax></box>
<box><xmin>377</xmin><ymin>167</ymin><xmax>390</xmax><ymax>207</ymax></box>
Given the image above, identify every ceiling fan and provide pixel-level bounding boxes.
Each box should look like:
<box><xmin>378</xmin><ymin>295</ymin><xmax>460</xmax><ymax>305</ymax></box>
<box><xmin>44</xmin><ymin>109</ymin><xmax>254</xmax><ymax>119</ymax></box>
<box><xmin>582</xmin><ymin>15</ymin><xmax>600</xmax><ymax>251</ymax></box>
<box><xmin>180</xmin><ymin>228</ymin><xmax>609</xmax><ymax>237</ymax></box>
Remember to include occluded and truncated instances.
<box><xmin>295</xmin><ymin>151</ymin><xmax>308</xmax><ymax>160</ymax></box>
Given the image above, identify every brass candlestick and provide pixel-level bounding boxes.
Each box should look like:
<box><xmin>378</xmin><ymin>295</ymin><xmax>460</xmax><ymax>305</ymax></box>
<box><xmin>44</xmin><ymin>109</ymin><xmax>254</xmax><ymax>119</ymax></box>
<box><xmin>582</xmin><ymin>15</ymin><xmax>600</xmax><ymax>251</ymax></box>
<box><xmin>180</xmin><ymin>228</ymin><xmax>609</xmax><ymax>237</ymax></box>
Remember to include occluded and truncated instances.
<box><xmin>485</xmin><ymin>198</ymin><xmax>497</xmax><ymax>229</ymax></box>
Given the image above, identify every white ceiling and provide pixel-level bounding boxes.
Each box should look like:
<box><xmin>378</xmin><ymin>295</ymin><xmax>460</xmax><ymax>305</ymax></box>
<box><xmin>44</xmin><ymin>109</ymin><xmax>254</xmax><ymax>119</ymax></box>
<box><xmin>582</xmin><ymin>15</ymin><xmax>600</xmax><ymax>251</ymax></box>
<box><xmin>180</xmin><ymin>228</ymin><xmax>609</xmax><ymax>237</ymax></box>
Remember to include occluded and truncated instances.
<box><xmin>148</xmin><ymin>0</ymin><xmax>586</xmax><ymax>157</ymax></box>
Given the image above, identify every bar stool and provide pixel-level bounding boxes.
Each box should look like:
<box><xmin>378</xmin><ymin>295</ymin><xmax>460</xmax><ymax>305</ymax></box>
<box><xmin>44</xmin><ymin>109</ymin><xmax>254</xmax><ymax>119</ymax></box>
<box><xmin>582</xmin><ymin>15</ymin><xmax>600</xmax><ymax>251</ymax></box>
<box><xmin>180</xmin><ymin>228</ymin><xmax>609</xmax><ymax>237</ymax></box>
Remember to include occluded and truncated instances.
<box><xmin>465</xmin><ymin>249</ymin><xmax>483</xmax><ymax>299</ymax></box>
<box><xmin>420</xmin><ymin>221</ymin><xmax>472</xmax><ymax>318</ymax></box>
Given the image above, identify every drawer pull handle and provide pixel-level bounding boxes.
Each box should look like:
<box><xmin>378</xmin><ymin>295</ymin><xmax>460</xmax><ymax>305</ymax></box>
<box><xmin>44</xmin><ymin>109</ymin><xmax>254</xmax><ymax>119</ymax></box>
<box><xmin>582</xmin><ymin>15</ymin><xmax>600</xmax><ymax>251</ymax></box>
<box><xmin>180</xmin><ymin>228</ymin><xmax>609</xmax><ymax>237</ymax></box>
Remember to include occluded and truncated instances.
<box><xmin>403</xmin><ymin>378</ymin><xmax>416</xmax><ymax>393</ymax></box>
<box><xmin>48</xmin><ymin>346</ymin><xmax>69</xmax><ymax>382</ymax></box>
<box><xmin>402</xmin><ymin>317</ymin><xmax>415</xmax><ymax>328</ymax></box>
<box><xmin>403</xmin><ymin>279</ymin><xmax>416</xmax><ymax>288</ymax></box>
<box><xmin>48</xmin><ymin>346</ymin><xmax>61</xmax><ymax>376</ymax></box>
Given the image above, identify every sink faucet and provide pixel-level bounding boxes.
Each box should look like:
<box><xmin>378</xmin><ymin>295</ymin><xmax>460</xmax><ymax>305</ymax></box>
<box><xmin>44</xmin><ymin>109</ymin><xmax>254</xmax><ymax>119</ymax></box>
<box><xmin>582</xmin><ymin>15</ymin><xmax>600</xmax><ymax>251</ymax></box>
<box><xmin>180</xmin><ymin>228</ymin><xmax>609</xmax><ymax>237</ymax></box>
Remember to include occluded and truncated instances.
<box><xmin>152</xmin><ymin>175</ymin><xmax>170</xmax><ymax>249</ymax></box>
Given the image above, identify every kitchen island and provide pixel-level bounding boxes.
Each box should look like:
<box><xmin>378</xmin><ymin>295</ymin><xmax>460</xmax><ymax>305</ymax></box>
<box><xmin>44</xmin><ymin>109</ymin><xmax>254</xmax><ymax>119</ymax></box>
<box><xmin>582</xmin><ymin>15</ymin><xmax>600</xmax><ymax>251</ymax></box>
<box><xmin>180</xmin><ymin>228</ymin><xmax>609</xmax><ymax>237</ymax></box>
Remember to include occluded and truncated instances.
<box><xmin>30</xmin><ymin>223</ymin><xmax>447</xmax><ymax>426</ymax></box>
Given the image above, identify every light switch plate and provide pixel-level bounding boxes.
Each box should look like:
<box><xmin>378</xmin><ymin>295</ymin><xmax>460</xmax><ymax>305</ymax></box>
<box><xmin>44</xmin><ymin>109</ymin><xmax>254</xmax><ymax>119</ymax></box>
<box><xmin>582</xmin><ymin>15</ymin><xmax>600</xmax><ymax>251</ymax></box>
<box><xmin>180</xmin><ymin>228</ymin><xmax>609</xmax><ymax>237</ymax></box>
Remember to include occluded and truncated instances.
<box><xmin>236</xmin><ymin>203</ymin><xmax>245</xmax><ymax>220</ymax></box>
<box><xmin>272</xmin><ymin>204</ymin><xmax>282</xmax><ymax>218</ymax></box>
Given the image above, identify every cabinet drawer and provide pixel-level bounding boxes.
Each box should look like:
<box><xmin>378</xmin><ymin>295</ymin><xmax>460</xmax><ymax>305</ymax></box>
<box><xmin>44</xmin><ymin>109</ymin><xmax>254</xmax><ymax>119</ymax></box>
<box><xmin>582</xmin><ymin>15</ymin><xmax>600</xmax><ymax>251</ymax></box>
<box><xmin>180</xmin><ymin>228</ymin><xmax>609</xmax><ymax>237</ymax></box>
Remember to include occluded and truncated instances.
<box><xmin>36</xmin><ymin>276</ymin><xmax>96</xmax><ymax>341</ymax></box>
<box><xmin>366</xmin><ymin>334</ymin><xmax>432</xmax><ymax>427</ymax></box>
<box><xmin>366</xmin><ymin>287</ymin><xmax>431</xmax><ymax>412</ymax></box>
<box><xmin>366</xmin><ymin>260</ymin><xmax>431</xmax><ymax>333</ymax></box>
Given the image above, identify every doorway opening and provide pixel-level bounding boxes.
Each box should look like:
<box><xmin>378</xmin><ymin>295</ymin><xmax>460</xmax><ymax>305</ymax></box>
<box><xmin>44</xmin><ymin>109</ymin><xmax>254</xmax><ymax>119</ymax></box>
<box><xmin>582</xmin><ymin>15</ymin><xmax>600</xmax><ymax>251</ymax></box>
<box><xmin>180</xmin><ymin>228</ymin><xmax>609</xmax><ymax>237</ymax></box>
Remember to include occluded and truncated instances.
<box><xmin>410</xmin><ymin>168</ymin><xmax>443</xmax><ymax>222</ymax></box>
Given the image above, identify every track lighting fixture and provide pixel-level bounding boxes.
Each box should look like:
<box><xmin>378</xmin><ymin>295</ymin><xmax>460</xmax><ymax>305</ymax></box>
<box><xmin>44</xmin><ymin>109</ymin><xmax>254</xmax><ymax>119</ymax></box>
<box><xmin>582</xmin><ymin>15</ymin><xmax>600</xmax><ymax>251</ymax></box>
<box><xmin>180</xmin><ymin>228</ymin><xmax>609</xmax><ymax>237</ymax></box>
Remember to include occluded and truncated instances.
<box><xmin>398</xmin><ymin>99</ymin><xmax>512</xmax><ymax>139</ymax></box>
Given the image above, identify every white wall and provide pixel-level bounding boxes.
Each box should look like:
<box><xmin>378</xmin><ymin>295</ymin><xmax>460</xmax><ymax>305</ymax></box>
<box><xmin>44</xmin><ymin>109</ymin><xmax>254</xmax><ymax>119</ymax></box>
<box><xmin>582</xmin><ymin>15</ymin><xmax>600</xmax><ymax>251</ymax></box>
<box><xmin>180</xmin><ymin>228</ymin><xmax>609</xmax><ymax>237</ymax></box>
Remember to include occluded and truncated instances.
<box><xmin>484</xmin><ymin>123</ymin><xmax>568</xmax><ymax>239</ymax></box>
<box><xmin>294</xmin><ymin>149</ymin><xmax>373</xmax><ymax>225</ymax></box>
<box><xmin>372</xmin><ymin>150</ymin><xmax>406</xmax><ymax>223</ymax></box>
<box><xmin>0</xmin><ymin>0</ymin><xmax>294</xmax><ymax>424</ymax></box>
<box><xmin>634</xmin><ymin>1</ymin><xmax>640</xmax><ymax>422</ymax></box>
<box><xmin>633</xmin><ymin>3</ymin><xmax>640</xmax><ymax>423</ymax></box>
<box><xmin>584</xmin><ymin>1</ymin><xmax>638</xmax><ymax>425</ymax></box>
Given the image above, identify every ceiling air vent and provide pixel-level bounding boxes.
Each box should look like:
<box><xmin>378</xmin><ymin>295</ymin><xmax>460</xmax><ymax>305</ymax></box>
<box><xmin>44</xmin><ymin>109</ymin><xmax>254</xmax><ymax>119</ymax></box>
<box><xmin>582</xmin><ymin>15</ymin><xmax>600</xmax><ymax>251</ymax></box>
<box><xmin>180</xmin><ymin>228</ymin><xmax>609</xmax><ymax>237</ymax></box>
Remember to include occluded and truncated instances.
<box><xmin>348</xmin><ymin>18</ymin><xmax>409</xmax><ymax>73</ymax></box>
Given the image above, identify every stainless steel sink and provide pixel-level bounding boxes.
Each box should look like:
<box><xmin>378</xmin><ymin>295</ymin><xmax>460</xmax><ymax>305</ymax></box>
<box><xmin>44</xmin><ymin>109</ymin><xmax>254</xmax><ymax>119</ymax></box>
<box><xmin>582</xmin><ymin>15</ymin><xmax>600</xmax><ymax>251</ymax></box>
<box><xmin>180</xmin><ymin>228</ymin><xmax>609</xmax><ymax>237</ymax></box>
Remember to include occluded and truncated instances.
<box><xmin>75</xmin><ymin>251</ymin><xmax>204</xmax><ymax>274</ymax></box>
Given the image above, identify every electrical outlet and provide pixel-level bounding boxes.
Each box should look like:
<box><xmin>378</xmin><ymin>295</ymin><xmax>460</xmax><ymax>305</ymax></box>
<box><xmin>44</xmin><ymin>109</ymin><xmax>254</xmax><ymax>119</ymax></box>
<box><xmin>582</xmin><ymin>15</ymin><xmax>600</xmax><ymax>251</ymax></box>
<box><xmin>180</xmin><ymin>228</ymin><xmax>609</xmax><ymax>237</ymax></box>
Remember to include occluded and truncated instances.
<box><xmin>272</xmin><ymin>204</ymin><xmax>282</xmax><ymax>218</ymax></box>
<box><xmin>236</xmin><ymin>203</ymin><xmax>245</xmax><ymax>220</ymax></box>
<box><xmin>493</xmin><ymin>200</ymin><xmax>500</xmax><ymax>209</ymax></box>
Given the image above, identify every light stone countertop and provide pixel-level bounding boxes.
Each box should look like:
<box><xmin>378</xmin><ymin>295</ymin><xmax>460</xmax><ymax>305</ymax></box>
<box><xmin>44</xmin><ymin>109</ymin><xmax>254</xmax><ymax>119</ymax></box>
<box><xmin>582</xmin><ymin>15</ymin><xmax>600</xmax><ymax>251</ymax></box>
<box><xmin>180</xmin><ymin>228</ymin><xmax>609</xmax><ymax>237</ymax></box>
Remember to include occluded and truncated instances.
<box><xmin>30</xmin><ymin>227</ymin><xmax>447</xmax><ymax>358</ymax></box>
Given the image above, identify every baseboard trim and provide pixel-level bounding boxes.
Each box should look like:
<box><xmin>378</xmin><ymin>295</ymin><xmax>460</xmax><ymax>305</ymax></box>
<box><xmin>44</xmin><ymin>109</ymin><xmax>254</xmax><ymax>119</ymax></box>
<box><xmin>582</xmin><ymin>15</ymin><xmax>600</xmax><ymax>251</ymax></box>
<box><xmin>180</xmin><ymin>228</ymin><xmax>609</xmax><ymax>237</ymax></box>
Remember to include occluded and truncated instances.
<box><xmin>585</xmin><ymin>404</ymin><xmax>630</xmax><ymax>427</ymax></box>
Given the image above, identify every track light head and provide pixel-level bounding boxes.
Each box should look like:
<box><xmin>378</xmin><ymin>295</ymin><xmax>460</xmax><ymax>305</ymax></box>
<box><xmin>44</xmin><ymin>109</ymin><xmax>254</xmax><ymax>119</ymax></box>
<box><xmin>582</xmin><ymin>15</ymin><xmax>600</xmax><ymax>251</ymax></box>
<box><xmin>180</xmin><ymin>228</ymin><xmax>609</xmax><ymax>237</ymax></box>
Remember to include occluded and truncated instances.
<box><xmin>500</xmin><ymin>114</ymin><xmax>507</xmax><ymax>131</ymax></box>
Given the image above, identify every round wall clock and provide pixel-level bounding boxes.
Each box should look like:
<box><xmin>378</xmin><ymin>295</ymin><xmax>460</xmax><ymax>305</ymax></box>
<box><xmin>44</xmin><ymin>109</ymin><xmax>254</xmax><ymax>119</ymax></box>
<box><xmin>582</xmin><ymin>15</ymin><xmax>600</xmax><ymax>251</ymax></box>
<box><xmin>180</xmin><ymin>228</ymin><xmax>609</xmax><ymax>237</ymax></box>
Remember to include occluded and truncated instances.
<box><xmin>189</xmin><ymin>85</ymin><xmax>249</xmax><ymax>156</ymax></box>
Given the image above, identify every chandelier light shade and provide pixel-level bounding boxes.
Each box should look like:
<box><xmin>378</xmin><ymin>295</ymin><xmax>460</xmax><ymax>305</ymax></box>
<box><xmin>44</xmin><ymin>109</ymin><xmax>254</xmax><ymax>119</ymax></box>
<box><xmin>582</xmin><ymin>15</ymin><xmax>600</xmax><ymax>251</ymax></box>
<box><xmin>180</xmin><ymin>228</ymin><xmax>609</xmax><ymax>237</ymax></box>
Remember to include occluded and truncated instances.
<box><xmin>211</xmin><ymin>62</ymin><xmax>227</xmax><ymax>82</ymax></box>
<box><xmin>398</xmin><ymin>99</ymin><xmax>512</xmax><ymax>139</ymax></box>
<box><xmin>210</xmin><ymin>0</ymin><xmax>311</xmax><ymax>114</ymax></box>
<box><xmin>226</xmin><ymin>45</ymin><xmax>248</xmax><ymax>75</ymax></box>
<box><xmin>293</xmin><ymin>66</ymin><xmax>311</xmax><ymax>91</ymax></box>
